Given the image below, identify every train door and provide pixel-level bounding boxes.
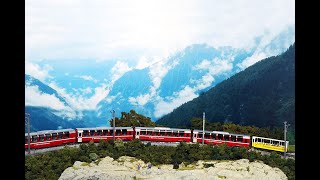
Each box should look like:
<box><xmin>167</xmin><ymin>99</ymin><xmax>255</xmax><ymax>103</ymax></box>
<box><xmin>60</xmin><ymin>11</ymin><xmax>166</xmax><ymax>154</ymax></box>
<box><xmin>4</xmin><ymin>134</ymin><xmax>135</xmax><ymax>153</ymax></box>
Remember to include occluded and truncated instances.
<box><xmin>135</xmin><ymin>129</ymin><xmax>140</xmax><ymax>139</ymax></box>
<box><xmin>77</xmin><ymin>130</ymin><xmax>83</xmax><ymax>142</ymax></box>
<box><xmin>192</xmin><ymin>132</ymin><xmax>197</xmax><ymax>143</ymax></box>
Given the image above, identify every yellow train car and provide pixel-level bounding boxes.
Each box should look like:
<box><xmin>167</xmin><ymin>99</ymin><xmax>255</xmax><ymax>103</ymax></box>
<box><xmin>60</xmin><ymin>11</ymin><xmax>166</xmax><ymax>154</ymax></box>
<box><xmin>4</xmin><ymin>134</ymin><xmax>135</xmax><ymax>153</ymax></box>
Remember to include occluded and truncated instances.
<box><xmin>251</xmin><ymin>136</ymin><xmax>289</xmax><ymax>152</ymax></box>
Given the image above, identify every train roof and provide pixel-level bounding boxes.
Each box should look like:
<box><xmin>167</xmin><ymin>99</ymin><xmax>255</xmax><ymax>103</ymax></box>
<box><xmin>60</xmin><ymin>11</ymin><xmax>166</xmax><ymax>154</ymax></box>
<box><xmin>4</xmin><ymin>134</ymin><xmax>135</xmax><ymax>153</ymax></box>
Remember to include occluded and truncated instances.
<box><xmin>252</xmin><ymin>136</ymin><xmax>289</xmax><ymax>142</ymax></box>
<box><xmin>193</xmin><ymin>129</ymin><xmax>250</xmax><ymax>137</ymax></box>
<box><xmin>135</xmin><ymin>127</ymin><xmax>191</xmax><ymax>132</ymax></box>
<box><xmin>25</xmin><ymin>128</ymin><xmax>75</xmax><ymax>136</ymax></box>
<box><xmin>76</xmin><ymin>127</ymin><xmax>133</xmax><ymax>131</ymax></box>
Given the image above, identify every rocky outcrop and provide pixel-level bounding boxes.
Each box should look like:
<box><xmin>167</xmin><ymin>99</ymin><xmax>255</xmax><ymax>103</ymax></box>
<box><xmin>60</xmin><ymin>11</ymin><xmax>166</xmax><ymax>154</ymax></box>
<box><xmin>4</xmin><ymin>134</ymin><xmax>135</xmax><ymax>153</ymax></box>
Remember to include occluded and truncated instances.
<box><xmin>59</xmin><ymin>156</ymin><xmax>287</xmax><ymax>180</ymax></box>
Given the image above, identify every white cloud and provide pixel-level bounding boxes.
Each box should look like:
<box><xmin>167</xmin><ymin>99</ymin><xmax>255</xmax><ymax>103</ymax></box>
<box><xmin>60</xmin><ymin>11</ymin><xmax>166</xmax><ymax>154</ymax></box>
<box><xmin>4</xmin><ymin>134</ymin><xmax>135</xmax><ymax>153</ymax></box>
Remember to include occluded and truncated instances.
<box><xmin>25</xmin><ymin>85</ymin><xmax>66</xmax><ymax>109</ymax></box>
<box><xmin>26</xmin><ymin>0</ymin><xmax>294</xmax><ymax>62</ymax></box>
<box><xmin>25</xmin><ymin>61</ymin><xmax>53</xmax><ymax>82</ymax></box>
<box><xmin>154</xmin><ymin>86</ymin><xmax>198</xmax><ymax>118</ymax></box>
<box><xmin>78</xmin><ymin>87</ymin><xmax>93</xmax><ymax>95</ymax></box>
<box><xmin>128</xmin><ymin>94</ymin><xmax>151</xmax><ymax>106</ymax></box>
<box><xmin>78</xmin><ymin>75</ymin><xmax>98</xmax><ymax>83</ymax></box>
<box><xmin>193</xmin><ymin>57</ymin><xmax>233</xmax><ymax>90</ymax></box>
<box><xmin>154</xmin><ymin>56</ymin><xmax>233</xmax><ymax>118</ymax></box>
<box><xmin>237</xmin><ymin>25</ymin><xmax>295</xmax><ymax>70</ymax></box>
<box><xmin>48</xmin><ymin>82</ymin><xmax>110</xmax><ymax>111</ymax></box>
<box><xmin>237</xmin><ymin>52</ymin><xmax>267</xmax><ymax>70</ymax></box>
<box><xmin>111</xmin><ymin>61</ymin><xmax>132</xmax><ymax>84</ymax></box>
<box><xmin>25</xmin><ymin>85</ymin><xmax>77</xmax><ymax>119</ymax></box>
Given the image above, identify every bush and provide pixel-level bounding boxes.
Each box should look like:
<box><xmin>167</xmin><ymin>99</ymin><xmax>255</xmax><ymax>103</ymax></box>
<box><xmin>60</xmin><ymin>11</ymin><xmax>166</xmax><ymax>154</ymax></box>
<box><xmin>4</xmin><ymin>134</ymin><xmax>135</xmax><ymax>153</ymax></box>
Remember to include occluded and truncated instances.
<box><xmin>173</xmin><ymin>162</ymin><xmax>179</xmax><ymax>169</ymax></box>
<box><xmin>89</xmin><ymin>153</ymin><xmax>99</xmax><ymax>161</ymax></box>
<box><xmin>26</xmin><ymin>141</ymin><xmax>295</xmax><ymax>180</ymax></box>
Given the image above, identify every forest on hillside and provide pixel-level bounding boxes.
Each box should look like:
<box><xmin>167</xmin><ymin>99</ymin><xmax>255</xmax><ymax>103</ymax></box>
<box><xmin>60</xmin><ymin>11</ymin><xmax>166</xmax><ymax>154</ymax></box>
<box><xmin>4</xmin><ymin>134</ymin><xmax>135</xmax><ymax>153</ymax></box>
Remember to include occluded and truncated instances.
<box><xmin>157</xmin><ymin>44</ymin><xmax>295</xmax><ymax>138</ymax></box>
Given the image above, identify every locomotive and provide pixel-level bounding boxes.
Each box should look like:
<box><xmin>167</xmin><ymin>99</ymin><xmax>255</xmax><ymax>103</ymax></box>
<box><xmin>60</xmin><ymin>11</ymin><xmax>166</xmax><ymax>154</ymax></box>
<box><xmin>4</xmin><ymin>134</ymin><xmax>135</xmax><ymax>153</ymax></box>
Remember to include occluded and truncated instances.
<box><xmin>25</xmin><ymin>126</ymin><xmax>289</xmax><ymax>152</ymax></box>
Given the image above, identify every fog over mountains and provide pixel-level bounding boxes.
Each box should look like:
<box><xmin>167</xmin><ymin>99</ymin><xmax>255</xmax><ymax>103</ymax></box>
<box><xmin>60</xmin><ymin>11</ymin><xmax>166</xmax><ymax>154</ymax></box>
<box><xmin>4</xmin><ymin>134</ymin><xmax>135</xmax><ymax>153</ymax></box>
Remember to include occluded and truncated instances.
<box><xmin>25</xmin><ymin>25</ymin><xmax>294</xmax><ymax>129</ymax></box>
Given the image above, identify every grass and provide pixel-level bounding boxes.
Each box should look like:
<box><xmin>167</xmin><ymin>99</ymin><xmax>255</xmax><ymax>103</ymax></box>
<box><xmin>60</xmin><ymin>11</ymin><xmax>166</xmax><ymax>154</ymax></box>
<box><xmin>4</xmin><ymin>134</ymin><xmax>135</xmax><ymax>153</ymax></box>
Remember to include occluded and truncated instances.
<box><xmin>81</xmin><ymin>162</ymin><xmax>89</xmax><ymax>166</ymax></box>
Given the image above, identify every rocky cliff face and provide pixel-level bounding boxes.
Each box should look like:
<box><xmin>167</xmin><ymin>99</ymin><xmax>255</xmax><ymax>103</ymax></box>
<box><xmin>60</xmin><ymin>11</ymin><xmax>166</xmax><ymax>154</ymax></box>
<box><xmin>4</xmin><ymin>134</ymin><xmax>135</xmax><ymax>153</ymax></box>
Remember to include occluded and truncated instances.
<box><xmin>59</xmin><ymin>156</ymin><xmax>287</xmax><ymax>180</ymax></box>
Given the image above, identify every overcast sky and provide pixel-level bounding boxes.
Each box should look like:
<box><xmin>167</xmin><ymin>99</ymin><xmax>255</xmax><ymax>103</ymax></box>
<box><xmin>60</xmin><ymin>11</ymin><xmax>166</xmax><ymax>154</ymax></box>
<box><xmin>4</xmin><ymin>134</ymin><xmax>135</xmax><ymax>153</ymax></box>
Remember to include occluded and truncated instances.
<box><xmin>26</xmin><ymin>0</ymin><xmax>295</xmax><ymax>62</ymax></box>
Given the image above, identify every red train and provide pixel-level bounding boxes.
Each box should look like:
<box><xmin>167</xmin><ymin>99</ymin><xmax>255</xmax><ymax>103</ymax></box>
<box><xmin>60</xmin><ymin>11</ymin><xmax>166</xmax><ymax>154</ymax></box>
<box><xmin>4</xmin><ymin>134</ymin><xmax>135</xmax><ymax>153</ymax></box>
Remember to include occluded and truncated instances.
<box><xmin>25</xmin><ymin>126</ymin><xmax>250</xmax><ymax>149</ymax></box>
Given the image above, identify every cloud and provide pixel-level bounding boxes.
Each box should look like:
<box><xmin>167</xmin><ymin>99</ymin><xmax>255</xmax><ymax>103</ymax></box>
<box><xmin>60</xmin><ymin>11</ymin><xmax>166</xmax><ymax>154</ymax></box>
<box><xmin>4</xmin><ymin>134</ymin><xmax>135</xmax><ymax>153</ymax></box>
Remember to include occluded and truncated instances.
<box><xmin>26</xmin><ymin>0</ymin><xmax>294</xmax><ymax>61</ymax></box>
<box><xmin>48</xmin><ymin>82</ymin><xmax>110</xmax><ymax>111</ymax></box>
<box><xmin>237</xmin><ymin>52</ymin><xmax>267</xmax><ymax>70</ymax></box>
<box><xmin>237</xmin><ymin>25</ymin><xmax>295</xmax><ymax>70</ymax></box>
<box><xmin>154</xmin><ymin>86</ymin><xmax>198</xmax><ymax>118</ymax></box>
<box><xmin>77</xmin><ymin>75</ymin><xmax>98</xmax><ymax>83</ymax></box>
<box><xmin>154</xmin><ymin>56</ymin><xmax>233</xmax><ymax>118</ymax></box>
<box><xmin>25</xmin><ymin>85</ymin><xmax>66</xmax><ymax>109</ymax></box>
<box><xmin>25</xmin><ymin>85</ymin><xmax>77</xmax><ymax>119</ymax></box>
<box><xmin>25</xmin><ymin>61</ymin><xmax>53</xmax><ymax>82</ymax></box>
<box><xmin>111</xmin><ymin>61</ymin><xmax>132</xmax><ymax>84</ymax></box>
<box><xmin>128</xmin><ymin>94</ymin><xmax>151</xmax><ymax>106</ymax></box>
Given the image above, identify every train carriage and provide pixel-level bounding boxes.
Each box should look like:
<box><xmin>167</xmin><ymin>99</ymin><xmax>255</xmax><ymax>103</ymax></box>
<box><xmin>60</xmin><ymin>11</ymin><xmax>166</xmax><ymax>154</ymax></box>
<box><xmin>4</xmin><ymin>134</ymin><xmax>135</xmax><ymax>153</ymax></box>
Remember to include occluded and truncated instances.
<box><xmin>25</xmin><ymin>126</ymin><xmax>288</xmax><ymax>154</ymax></box>
<box><xmin>251</xmin><ymin>136</ymin><xmax>289</xmax><ymax>152</ymax></box>
<box><xmin>75</xmin><ymin>127</ymin><xmax>134</xmax><ymax>143</ymax></box>
<box><xmin>24</xmin><ymin>129</ymin><xmax>76</xmax><ymax>149</ymax></box>
<box><xmin>135</xmin><ymin>127</ymin><xmax>192</xmax><ymax>142</ymax></box>
<box><xmin>193</xmin><ymin>130</ymin><xmax>250</xmax><ymax>147</ymax></box>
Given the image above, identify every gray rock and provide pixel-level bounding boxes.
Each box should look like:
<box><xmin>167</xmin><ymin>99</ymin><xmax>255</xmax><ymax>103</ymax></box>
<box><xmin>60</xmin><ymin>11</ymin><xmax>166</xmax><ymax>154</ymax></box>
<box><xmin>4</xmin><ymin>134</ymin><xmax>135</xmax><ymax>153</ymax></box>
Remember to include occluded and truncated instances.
<box><xmin>59</xmin><ymin>157</ymin><xmax>288</xmax><ymax>180</ymax></box>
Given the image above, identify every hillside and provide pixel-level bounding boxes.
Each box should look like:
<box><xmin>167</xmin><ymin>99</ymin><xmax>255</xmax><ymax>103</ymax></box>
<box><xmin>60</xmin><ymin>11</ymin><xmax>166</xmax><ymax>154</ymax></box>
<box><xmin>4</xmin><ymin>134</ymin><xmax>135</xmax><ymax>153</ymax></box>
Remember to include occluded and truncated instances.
<box><xmin>25</xmin><ymin>106</ymin><xmax>86</xmax><ymax>132</ymax></box>
<box><xmin>25</xmin><ymin>74</ymin><xmax>91</xmax><ymax>132</ymax></box>
<box><xmin>156</xmin><ymin>44</ymin><xmax>295</xmax><ymax>129</ymax></box>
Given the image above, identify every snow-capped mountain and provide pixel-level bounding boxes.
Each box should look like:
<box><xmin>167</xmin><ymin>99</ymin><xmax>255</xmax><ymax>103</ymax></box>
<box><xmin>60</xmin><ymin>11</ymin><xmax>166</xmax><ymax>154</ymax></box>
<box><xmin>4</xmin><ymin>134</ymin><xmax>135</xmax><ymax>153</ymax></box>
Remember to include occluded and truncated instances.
<box><xmin>25</xmin><ymin>26</ymin><xmax>295</xmax><ymax>128</ymax></box>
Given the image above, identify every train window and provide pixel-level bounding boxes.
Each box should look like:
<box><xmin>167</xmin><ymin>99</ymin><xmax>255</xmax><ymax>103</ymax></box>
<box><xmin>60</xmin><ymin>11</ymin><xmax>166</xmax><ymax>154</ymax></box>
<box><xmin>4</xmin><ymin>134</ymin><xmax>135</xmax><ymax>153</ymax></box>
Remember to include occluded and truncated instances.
<box><xmin>83</xmin><ymin>130</ymin><xmax>89</xmax><ymax>137</ymax></box>
<box><xmin>97</xmin><ymin>130</ymin><xmax>102</xmax><ymax>136</ymax></box>
<box><xmin>147</xmin><ymin>131</ymin><xmax>152</xmax><ymax>135</ymax></box>
<box><xmin>224</xmin><ymin>135</ymin><xmax>229</xmax><ymax>141</ymax></box>
<box><xmin>218</xmin><ymin>134</ymin><xmax>223</xmax><ymax>140</ymax></box>
<box><xmin>39</xmin><ymin>135</ymin><xmax>44</xmax><ymax>141</ymax></box>
<box><xmin>103</xmin><ymin>130</ymin><xmax>108</xmax><ymax>136</ymax></box>
<box><xmin>231</xmin><ymin>135</ymin><xmax>236</xmax><ymax>142</ymax></box>
<box><xmin>45</xmin><ymin>134</ymin><xmax>51</xmax><ymax>141</ymax></box>
<box><xmin>264</xmin><ymin>139</ymin><xmax>270</xmax><ymax>144</ymax></box>
<box><xmin>122</xmin><ymin>129</ymin><xmax>127</xmax><ymax>135</ymax></box>
<box><xmin>198</xmin><ymin>133</ymin><xmax>203</xmax><ymax>138</ymax></box>
<box><xmin>160</xmin><ymin>131</ymin><xmax>166</xmax><ymax>136</ymax></box>
<box><xmin>116</xmin><ymin>130</ymin><xmax>121</xmax><ymax>136</ymax></box>
<box><xmin>64</xmin><ymin>132</ymin><xmax>70</xmax><ymax>138</ymax></box>
<box><xmin>52</xmin><ymin>133</ymin><xmax>57</xmax><ymax>140</ymax></box>
<box><xmin>212</xmin><ymin>134</ymin><xmax>216</xmax><ymax>139</ymax></box>
<box><xmin>173</xmin><ymin>132</ymin><xmax>179</xmax><ymax>137</ymax></box>
<box><xmin>90</xmin><ymin>130</ymin><xmax>95</xmax><ymax>136</ymax></box>
<box><xmin>237</xmin><ymin>136</ymin><xmax>243</xmax><ymax>142</ymax></box>
<box><xmin>179</xmin><ymin>131</ymin><xmax>185</xmax><ymax>137</ymax></box>
<box><xmin>257</xmin><ymin>138</ymin><xmax>261</xmax><ymax>142</ymax></box>
<box><xmin>32</xmin><ymin>135</ymin><xmax>38</xmax><ymax>142</ymax></box>
<box><xmin>204</xmin><ymin>133</ymin><xmax>210</xmax><ymax>139</ymax></box>
<box><xmin>141</xmin><ymin>130</ymin><xmax>146</xmax><ymax>135</ymax></box>
<box><xmin>58</xmin><ymin>132</ymin><xmax>63</xmax><ymax>139</ymax></box>
<box><xmin>166</xmin><ymin>131</ymin><xmax>172</xmax><ymax>136</ymax></box>
<box><xmin>280</xmin><ymin>142</ymin><xmax>284</xmax><ymax>146</ymax></box>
